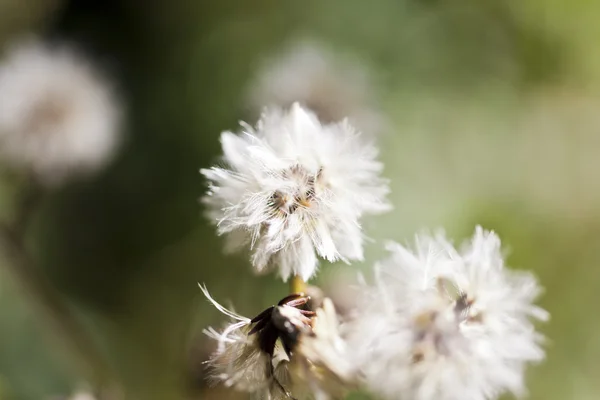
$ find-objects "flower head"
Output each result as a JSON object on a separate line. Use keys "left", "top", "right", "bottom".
{"left": 347, "top": 227, "right": 548, "bottom": 400}
{"left": 201, "top": 286, "right": 355, "bottom": 400}
{"left": 0, "top": 38, "right": 121, "bottom": 186}
{"left": 201, "top": 103, "right": 390, "bottom": 281}
{"left": 246, "top": 40, "right": 385, "bottom": 135}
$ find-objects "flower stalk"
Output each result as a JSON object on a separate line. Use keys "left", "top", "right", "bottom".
{"left": 0, "top": 184, "right": 112, "bottom": 390}
{"left": 290, "top": 274, "right": 306, "bottom": 294}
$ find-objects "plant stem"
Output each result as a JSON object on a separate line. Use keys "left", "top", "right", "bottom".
{"left": 289, "top": 275, "right": 306, "bottom": 294}
{"left": 0, "top": 185, "right": 111, "bottom": 388}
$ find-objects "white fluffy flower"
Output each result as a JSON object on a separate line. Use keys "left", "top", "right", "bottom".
{"left": 201, "top": 103, "right": 390, "bottom": 281}
{"left": 347, "top": 226, "right": 548, "bottom": 400}
{"left": 246, "top": 40, "right": 385, "bottom": 135}
{"left": 200, "top": 286, "right": 355, "bottom": 400}
{"left": 0, "top": 38, "right": 121, "bottom": 185}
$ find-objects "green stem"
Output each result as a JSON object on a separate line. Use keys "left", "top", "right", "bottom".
{"left": 0, "top": 185, "right": 111, "bottom": 389}
{"left": 289, "top": 275, "right": 306, "bottom": 294}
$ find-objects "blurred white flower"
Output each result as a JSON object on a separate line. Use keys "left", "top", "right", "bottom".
{"left": 0, "top": 38, "right": 121, "bottom": 186}
{"left": 201, "top": 103, "right": 390, "bottom": 281}
{"left": 347, "top": 226, "right": 548, "bottom": 400}
{"left": 201, "top": 286, "right": 354, "bottom": 400}
{"left": 68, "top": 392, "right": 96, "bottom": 400}
{"left": 288, "top": 298, "right": 356, "bottom": 400}
{"left": 246, "top": 40, "right": 385, "bottom": 135}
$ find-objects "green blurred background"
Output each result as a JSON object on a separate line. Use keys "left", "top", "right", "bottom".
{"left": 0, "top": 0, "right": 599, "bottom": 399}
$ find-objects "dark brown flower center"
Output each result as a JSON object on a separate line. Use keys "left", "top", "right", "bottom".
{"left": 269, "top": 165, "right": 323, "bottom": 216}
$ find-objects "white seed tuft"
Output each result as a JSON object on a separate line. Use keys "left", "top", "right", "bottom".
{"left": 201, "top": 103, "right": 390, "bottom": 281}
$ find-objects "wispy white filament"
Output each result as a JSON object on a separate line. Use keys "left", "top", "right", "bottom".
{"left": 201, "top": 103, "right": 390, "bottom": 281}
{"left": 200, "top": 285, "right": 270, "bottom": 393}
{"left": 347, "top": 226, "right": 548, "bottom": 400}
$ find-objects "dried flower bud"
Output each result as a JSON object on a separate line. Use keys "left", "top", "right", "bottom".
{"left": 201, "top": 286, "right": 355, "bottom": 399}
